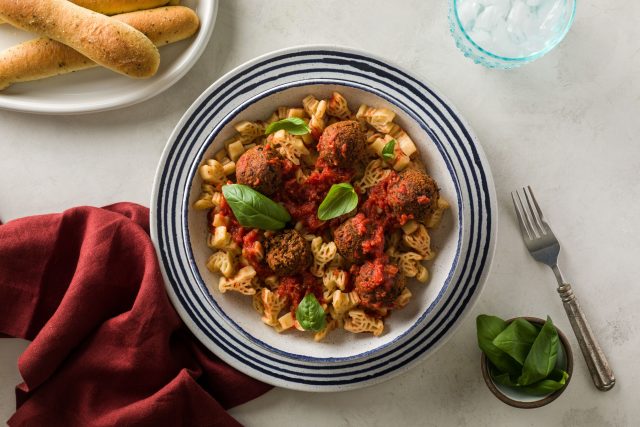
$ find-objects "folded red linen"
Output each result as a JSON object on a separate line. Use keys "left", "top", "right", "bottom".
{"left": 0, "top": 203, "right": 271, "bottom": 427}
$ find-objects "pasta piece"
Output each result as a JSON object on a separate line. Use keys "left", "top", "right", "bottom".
{"left": 415, "top": 264, "right": 430, "bottom": 283}
{"left": 263, "top": 275, "right": 279, "bottom": 290}
{"left": 260, "top": 288, "right": 288, "bottom": 326}
{"left": 211, "top": 192, "right": 223, "bottom": 207}
{"left": 388, "top": 125, "right": 417, "bottom": 158}
{"left": 252, "top": 291, "right": 264, "bottom": 314}
{"left": 403, "top": 224, "right": 434, "bottom": 259}
{"left": 222, "top": 161, "right": 236, "bottom": 176}
{"left": 366, "top": 130, "right": 384, "bottom": 144}
{"left": 269, "top": 130, "right": 310, "bottom": 165}
{"left": 314, "top": 318, "right": 337, "bottom": 342}
{"left": 323, "top": 268, "right": 348, "bottom": 291}
{"left": 322, "top": 268, "right": 348, "bottom": 300}
{"left": 344, "top": 310, "right": 384, "bottom": 336}
{"left": 212, "top": 213, "right": 228, "bottom": 228}
{"left": 367, "top": 135, "right": 389, "bottom": 157}
{"left": 309, "top": 100, "right": 327, "bottom": 137}
{"left": 332, "top": 290, "right": 359, "bottom": 315}
{"left": 208, "top": 226, "right": 231, "bottom": 249}
{"left": 206, "top": 251, "right": 235, "bottom": 278}
{"left": 287, "top": 108, "right": 306, "bottom": 118}
{"left": 276, "top": 107, "right": 289, "bottom": 120}
{"left": 193, "top": 193, "right": 214, "bottom": 210}
{"left": 276, "top": 312, "right": 296, "bottom": 332}
{"left": 302, "top": 95, "right": 320, "bottom": 118}
{"left": 227, "top": 140, "right": 245, "bottom": 162}
{"left": 219, "top": 266, "right": 257, "bottom": 295}
{"left": 393, "top": 153, "right": 411, "bottom": 171}
{"left": 394, "top": 287, "right": 412, "bottom": 309}
{"left": 401, "top": 220, "right": 419, "bottom": 235}
{"left": 328, "top": 252, "right": 346, "bottom": 269}
{"left": 425, "top": 197, "right": 450, "bottom": 228}
{"left": 234, "top": 120, "right": 265, "bottom": 141}
{"left": 356, "top": 159, "right": 391, "bottom": 191}
{"left": 199, "top": 159, "right": 225, "bottom": 184}
{"left": 326, "top": 92, "right": 351, "bottom": 120}
{"left": 295, "top": 168, "right": 309, "bottom": 184}
{"left": 356, "top": 104, "right": 396, "bottom": 133}
{"left": 310, "top": 237, "right": 337, "bottom": 277}
{"left": 214, "top": 148, "right": 227, "bottom": 162}
{"left": 395, "top": 251, "right": 423, "bottom": 278}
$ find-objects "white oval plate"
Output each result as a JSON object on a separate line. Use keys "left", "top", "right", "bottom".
{"left": 150, "top": 46, "right": 497, "bottom": 391}
{"left": 0, "top": 0, "right": 217, "bottom": 115}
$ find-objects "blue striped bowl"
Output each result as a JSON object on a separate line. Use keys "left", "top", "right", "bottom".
{"left": 150, "top": 46, "right": 497, "bottom": 391}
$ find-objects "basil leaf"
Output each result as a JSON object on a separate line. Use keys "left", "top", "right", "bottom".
{"left": 476, "top": 315, "right": 522, "bottom": 377}
{"left": 295, "top": 293, "right": 326, "bottom": 332}
{"left": 492, "top": 318, "right": 539, "bottom": 365}
{"left": 265, "top": 117, "right": 310, "bottom": 136}
{"left": 518, "top": 316, "right": 559, "bottom": 386}
{"left": 492, "top": 368, "right": 569, "bottom": 396}
{"left": 317, "top": 183, "right": 358, "bottom": 221}
{"left": 519, "top": 370, "right": 569, "bottom": 396}
{"left": 382, "top": 139, "right": 396, "bottom": 161}
{"left": 222, "top": 184, "right": 291, "bottom": 230}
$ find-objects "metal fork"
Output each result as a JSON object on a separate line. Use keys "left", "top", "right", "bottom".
{"left": 511, "top": 186, "right": 615, "bottom": 391}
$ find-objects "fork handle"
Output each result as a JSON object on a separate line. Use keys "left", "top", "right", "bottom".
{"left": 557, "top": 283, "right": 615, "bottom": 391}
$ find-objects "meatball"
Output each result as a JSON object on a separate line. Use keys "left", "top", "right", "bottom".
{"left": 387, "top": 168, "right": 439, "bottom": 222}
{"left": 317, "top": 120, "right": 367, "bottom": 170}
{"left": 354, "top": 260, "right": 405, "bottom": 309}
{"left": 265, "top": 229, "right": 312, "bottom": 276}
{"left": 333, "top": 213, "right": 384, "bottom": 264}
{"left": 236, "top": 146, "right": 283, "bottom": 195}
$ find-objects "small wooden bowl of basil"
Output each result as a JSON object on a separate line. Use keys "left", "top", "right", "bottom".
{"left": 480, "top": 316, "right": 574, "bottom": 409}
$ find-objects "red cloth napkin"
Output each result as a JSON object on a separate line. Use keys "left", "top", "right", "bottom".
{"left": 0, "top": 203, "right": 271, "bottom": 427}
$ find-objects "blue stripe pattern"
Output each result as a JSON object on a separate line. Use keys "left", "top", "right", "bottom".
{"left": 151, "top": 48, "right": 495, "bottom": 390}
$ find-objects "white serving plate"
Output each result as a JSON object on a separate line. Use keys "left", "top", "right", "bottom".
{"left": 151, "top": 46, "right": 497, "bottom": 391}
{"left": 0, "top": 0, "right": 217, "bottom": 115}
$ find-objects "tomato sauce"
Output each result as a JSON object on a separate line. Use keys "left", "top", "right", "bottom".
{"left": 277, "top": 272, "right": 323, "bottom": 311}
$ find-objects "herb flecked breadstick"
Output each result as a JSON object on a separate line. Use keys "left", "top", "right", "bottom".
{"left": 0, "top": 0, "right": 160, "bottom": 78}
{"left": 0, "top": 0, "right": 179, "bottom": 24}
{"left": 0, "top": 6, "right": 199, "bottom": 90}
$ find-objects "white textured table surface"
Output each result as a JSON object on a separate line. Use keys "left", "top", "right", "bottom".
{"left": 1, "top": 1, "right": 639, "bottom": 425}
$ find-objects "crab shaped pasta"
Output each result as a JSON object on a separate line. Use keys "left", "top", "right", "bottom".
{"left": 326, "top": 92, "right": 352, "bottom": 120}
{"left": 310, "top": 236, "right": 337, "bottom": 277}
{"left": 403, "top": 224, "right": 435, "bottom": 260}
{"left": 260, "top": 288, "right": 289, "bottom": 327}
{"left": 344, "top": 309, "right": 384, "bottom": 336}
{"left": 218, "top": 265, "right": 257, "bottom": 295}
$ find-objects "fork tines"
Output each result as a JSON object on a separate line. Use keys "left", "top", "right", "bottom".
{"left": 511, "top": 186, "right": 550, "bottom": 240}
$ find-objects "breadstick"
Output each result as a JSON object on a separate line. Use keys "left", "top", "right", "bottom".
{"left": 0, "top": 0, "right": 160, "bottom": 78}
{"left": 0, "top": 6, "right": 199, "bottom": 90}
{"left": 0, "top": 0, "right": 178, "bottom": 24}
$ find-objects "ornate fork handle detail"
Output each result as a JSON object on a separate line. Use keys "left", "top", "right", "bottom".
{"left": 557, "top": 283, "right": 615, "bottom": 391}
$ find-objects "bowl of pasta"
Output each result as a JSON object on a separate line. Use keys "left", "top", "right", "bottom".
{"left": 151, "top": 46, "right": 497, "bottom": 391}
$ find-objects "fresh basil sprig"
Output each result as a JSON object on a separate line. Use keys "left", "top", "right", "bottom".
{"left": 317, "top": 183, "right": 358, "bottom": 221}
{"left": 222, "top": 184, "right": 291, "bottom": 230}
{"left": 296, "top": 293, "right": 326, "bottom": 332}
{"left": 382, "top": 139, "right": 396, "bottom": 161}
{"left": 476, "top": 315, "right": 569, "bottom": 396}
{"left": 265, "top": 117, "right": 310, "bottom": 136}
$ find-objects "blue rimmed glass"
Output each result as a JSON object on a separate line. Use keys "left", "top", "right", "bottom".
{"left": 449, "top": 0, "right": 576, "bottom": 69}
